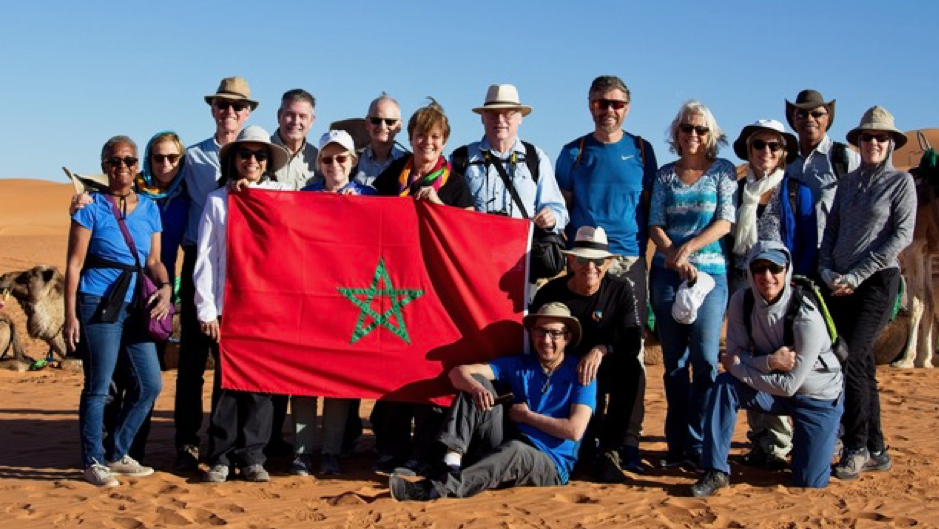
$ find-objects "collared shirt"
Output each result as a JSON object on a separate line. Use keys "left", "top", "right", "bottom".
{"left": 353, "top": 144, "right": 409, "bottom": 186}
{"left": 785, "top": 134, "right": 860, "bottom": 244}
{"left": 457, "top": 137, "right": 568, "bottom": 232}
{"left": 182, "top": 136, "right": 222, "bottom": 246}
{"left": 272, "top": 131, "right": 320, "bottom": 190}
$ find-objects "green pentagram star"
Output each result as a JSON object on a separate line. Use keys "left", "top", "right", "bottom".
{"left": 337, "top": 258, "right": 424, "bottom": 345}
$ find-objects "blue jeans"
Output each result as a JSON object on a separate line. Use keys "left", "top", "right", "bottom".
{"left": 78, "top": 294, "right": 162, "bottom": 467}
{"left": 702, "top": 373, "right": 843, "bottom": 488}
{"left": 650, "top": 267, "right": 727, "bottom": 458}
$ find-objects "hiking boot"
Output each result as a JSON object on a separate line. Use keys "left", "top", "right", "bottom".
{"left": 393, "top": 458, "right": 436, "bottom": 478}
{"left": 84, "top": 461, "right": 119, "bottom": 488}
{"left": 389, "top": 475, "right": 434, "bottom": 502}
{"left": 691, "top": 470, "right": 730, "bottom": 497}
{"left": 595, "top": 450, "right": 627, "bottom": 483}
{"left": 863, "top": 449, "right": 893, "bottom": 472}
{"left": 833, "top": 448, "right": 870, "bottom": 481}
{"left": 242, "top": 464, "right": 270, "bottom": 482}
{"left": 619, "top": 446, "right": 646, "bottom": 474}
{"left": 106, "top": 455, "right": 154, "bottom": 477}
{"left": 319, "top": 454, "right": 341, "bottom": 476}
{"left": 202, "top": 463, "right": 230, "bottom": 483}
{"left": 174, "top": 444, "right": 199, "bottom": 473}
{"left": 290, "top": 454, "right": 313, "bottom": 476}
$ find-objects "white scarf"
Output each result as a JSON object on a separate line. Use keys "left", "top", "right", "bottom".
{"left": 733, "top": 165, "right": 784, "bottom": 256}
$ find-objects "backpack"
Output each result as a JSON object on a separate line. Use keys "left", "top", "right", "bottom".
{"left": 829, "top": 141, "right": 849, "bottom": 179}
{"left": 742, "top": 274, "right": 847, "bottom": 370}
{"left": 451, "top": 141, "right": 540, "bottom": 183}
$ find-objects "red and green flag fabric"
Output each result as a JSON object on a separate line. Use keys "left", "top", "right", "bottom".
{"left": 219, "top": 189, "right": 531, "bottom": 406}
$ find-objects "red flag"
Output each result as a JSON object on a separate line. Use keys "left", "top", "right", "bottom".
{"left": 219, "top": 189, "right": 531, "bottom": 406}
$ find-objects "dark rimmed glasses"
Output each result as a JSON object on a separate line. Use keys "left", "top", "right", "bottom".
{"left": 368, "top": 117, "right": 399, "bottom": 126}
{"left": 679, "top": 124, "right": 709, "bottom": 136}
{"left": 214, "top": 100, "right": 250, "bottom": 112}
{"left": 237, "top": 148, "right": 268, "bottom": 162}
{"left": 591, "top": 99, "right": 628, "bottom": 111}
{"left": 795, "top": 109, "right": 828, "bottom": 120}
{"left": 860, "top": 133, "right": 891, "bottom": 144}
{"left": 104, "top": 157, "right": 138, "bottom": 168}
{"left": 751, "top": 139, "right": 784, "bottom": 152}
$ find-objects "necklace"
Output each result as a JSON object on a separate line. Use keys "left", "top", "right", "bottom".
{"left": 540, "top": 358, "right": 563, "bottom": 394}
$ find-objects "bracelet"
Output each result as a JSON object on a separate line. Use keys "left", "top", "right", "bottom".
{"left": 159, "top": 282, "right": 172, "bottom": 289}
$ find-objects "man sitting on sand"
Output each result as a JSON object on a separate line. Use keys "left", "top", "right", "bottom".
{"left": 390, "top": 303, "right": 597, "bottom": 501}
{"left": 690, "top": 242, "right": 844, "bottom": 497}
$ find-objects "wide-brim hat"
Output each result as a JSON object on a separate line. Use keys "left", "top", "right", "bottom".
{"left": 63, "top": 167, "right": 110, "bottom": 194}
{"left": 472, "top": 84, "right": 533, "bottom": 116}
{"left": 523, "top": 302, "right": 581, "bottom": 346}
{"left": 733, "top": 119, "right": 799, "bottom": 164}
{"left": 204, "top": 76, "right": 259, "bottom": 110}
{"left": 846, "top": 105, "right": 908, "bottom": 149}
{"left": 785, "top": 89, "right": 835, "bottom": 131}
{"left": 560, "top": 226, "right": 618, "bottom": 260}
{"left": 218, "top": 125, "right": 290, "bottom": 172}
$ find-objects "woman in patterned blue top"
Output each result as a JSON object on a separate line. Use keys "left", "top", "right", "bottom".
{"left": 648, "top": 100, "right": 737, "bottom": 468}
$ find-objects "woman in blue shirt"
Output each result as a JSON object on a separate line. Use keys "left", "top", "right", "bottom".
{"left": 65, "top": 136, "right": 171, "bottom": 488}
{"left": 648, "top": 101, "right": 737, "bottom": 468}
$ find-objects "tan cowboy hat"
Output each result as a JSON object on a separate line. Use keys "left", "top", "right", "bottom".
{"left": 785, "top": 89, "right": 835, "bottom": 131}
{"left": 523, "top": 302, "right": 581, "bottom": 346}
{"left": 63, "top": 167, "right": 109, "bottom": 194}
{"left": 733, "top": 119, "right": 799, "bottom": 164}
{"left": 846, "top": 106, "right": 908, "bottom": 149}
{"left": 560, "top": 226, "right": 618, "bottom": 260}
{"left": 218, "top": 125, "right": 290, "bottom": 172}
{"left": 204, "top": 76, "right": 259, "bottom": 110}
{"left": 472, "top": 84, "right": 533, "bottom": 116}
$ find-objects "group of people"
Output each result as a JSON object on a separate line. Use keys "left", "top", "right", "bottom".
{"left": 63, "top": 75, "right": 915, "bottom": 502}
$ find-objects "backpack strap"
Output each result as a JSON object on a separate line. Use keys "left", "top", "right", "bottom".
{"left": 830, "top": 141, "right": 849, "bottom": 179}
{"left": 786, "top": 177, "right": 800, "bottom": 215}
{"left": 573, "top": 135, "right": 587, "bottom": 169}
{"left": 486, "top": 150, "right": 531, "bottom": 219}
{"left": 451, "top": 145, "right": 470, "bottom": 176}
{"left": 521, "top": 141, "right": 540, "bottom": 183}
{"left": 635, "top": 134, "right": 646, "bottom": 167}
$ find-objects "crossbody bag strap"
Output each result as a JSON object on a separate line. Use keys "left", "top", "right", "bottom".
{"left": 485, "top": 150, "right": 531, "bottom": 219}
{"left": 106, "top": 196, "right": 143, "bottom": 270}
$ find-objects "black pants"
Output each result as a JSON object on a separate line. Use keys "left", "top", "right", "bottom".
{"left": 433, "top": 376, "right": 559, "bottom": 498}
{"left": 174, "top": 245, "right": 214, "bottom": 450}
{"left": 370, "top": 400, "right": 444, "bottom": 462}
{"left": 590, "top": 351, "right": 644, "bottom": 453}
{"left": 825, "top": 268, "right": 898, "bottom": 453}
{"left": 205, "top": 343, "right": 273, "bottom": 467}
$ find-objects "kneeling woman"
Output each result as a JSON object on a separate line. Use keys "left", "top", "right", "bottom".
{"left": 194, "top": 126, "right": 291, "bottom": 483}
{"left": 691, "top": 242, "right": 844, "bottom": 497}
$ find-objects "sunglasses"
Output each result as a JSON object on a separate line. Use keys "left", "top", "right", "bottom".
{"left": 750, "top": 262, "right": 786, "bottom": 275}
{"left": 368, "top": 117, "right": 399, "bottom": 126}
{"left": 104, "top": 157, "right": 139, "bottom": 168}
{"left": 151, "top": 153, "right": 181, "bottom": 164}
{"left": 574, "top": 255, "right": 607, "bottom": 267}
{"left": 795, "top": 109, "right": 828, "bottom": 120}
{"left": 751, "top": 139, "right": 784, "bottom": 152}
{"left": 679, "top": 124, "right": 709, "bottom": 136}
{"left": 591, "top": 99, "right": 628, "bottom": 111}
{"left": 237, "top": 148, "right": 268, "bottom": 162}
{"left": 532, "top": 328, "right": 567, "bottom": 340}
{"left": 214, "top": 100, "right": 249, "bottom": 112}
{"left": 320, "top": 154, "right": 350, "bottom": 165}
{"left": 860, "top": 133, "right": 891, "bottom": 144}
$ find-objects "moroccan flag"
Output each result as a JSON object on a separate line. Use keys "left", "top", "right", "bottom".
{"left": 219, "top": 189, "right": 532, "bottom": 405}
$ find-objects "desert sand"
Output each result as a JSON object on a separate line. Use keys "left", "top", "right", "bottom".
{"left": 0, "top": 179, "right": 937, "bottom": 529}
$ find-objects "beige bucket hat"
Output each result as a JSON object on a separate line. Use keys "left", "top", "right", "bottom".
{"left": 846, "top": 106, "right": 907, "bottom": 149}
{"left": 523, "top": 302, "right": 582, "bottom": 346}
{"left": 204, "top": 76, "right": 258, "bottom": 110}
{"left": 472, "top": 84, "right": 533, "bottom": 116}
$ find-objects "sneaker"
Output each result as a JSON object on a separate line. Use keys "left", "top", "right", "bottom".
{"left": 319, "top": 454, "right": 341, "bottom": 476}
{"left": 106, "top": 455, "right": 154, "bottom": 477}
{"left": 690, "top": 470, "right": 730, "bottom": 497}
{"left": 392, "top": 459, "right": 434, "bottom": 478}
{"left": 833, "top": 448, "right": 870, "bottom": 481}
{"left": 595, "top": 450, "right": 627, "bottom": 483}
{"left": 619, "top": 446, "right": 646, "bottom": 474}
{"left": 863, "top": 448, "right": 893, "bottom": 472}
{"left": 290, "top": 454, "right": 313, "bottom": 476}
{"left": 202, "top": 463, "right": 230, "bottom": 483}
{"left": 84, "top": 461, "right": 119, "bottom": 488}
{"left": 242, "top": 464, "right": 270, "bottom": 482}
{"left": 389, "top": 475, "right": 434, "bottom": 502}
{"left": 174, "top": 444, "right": 200, "bottom": 473}
{"left": 372, "top": 454, "right": 401, "bottom": 474}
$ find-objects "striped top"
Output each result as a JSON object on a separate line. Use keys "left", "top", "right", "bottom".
{"left": 649, "top": 158, "right": 737, "bottom": 275}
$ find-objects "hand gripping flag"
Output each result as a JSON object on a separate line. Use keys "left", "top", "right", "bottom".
{"left": 219, "top": 189, "right": 532, "bottom": 405}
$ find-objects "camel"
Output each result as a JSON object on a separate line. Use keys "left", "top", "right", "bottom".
{"left": 0, "top": 265, "right": 68, "bottom": 361}
{"left": 0, "top": 313, "right": 27, "bottom": 362}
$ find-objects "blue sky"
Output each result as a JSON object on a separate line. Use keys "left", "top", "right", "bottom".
{"left": 2, "top": 0, "right": 936, "bottom": 181}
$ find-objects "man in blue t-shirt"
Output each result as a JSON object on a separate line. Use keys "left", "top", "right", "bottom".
{"left": 390, "top": 303, "right": 597, "bottom": 501}
{"left": 555, "top": 75, "right": 658, "bottom": 475}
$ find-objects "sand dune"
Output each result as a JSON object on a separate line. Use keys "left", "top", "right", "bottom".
{"left": 0, "top": 178, "right": 937, "bottom": 529}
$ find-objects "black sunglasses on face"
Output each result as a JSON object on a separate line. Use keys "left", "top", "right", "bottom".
{"left": 237, "top": 148, "right": 268, "bottom": 162}
{"left": 368, "top": 117, "right": 399, "bottom": 126}
{"left": 679, "top": 124, "right": 709, "bottom": 136}
{"left": 591, "top": 99, "right": 627, "bottom": 111}
{"left": 860, "top": 133, "right": 891, "bottom": 143}
{"left": 214, "top": 100, "right": 249, "bottom": 112}
{"left": 795, "top": 109, "right": 828, "bottom": 120}
{"left": 574, "top": 255, "right": 606, "bottom": 267}
{"left": 104, "top": 157, "right": 138, "bottom": 168}
{"left": 152, "top": 153, "right": 181, "bottom": 164}
{"left": 750, "top": 262, "right": 786, "bottom": 275}
{"left": 751, "top": 139, "right": 784, "bottom": 152}
{"left": 320, "top": 154, "right": 350, "bottom": 165}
